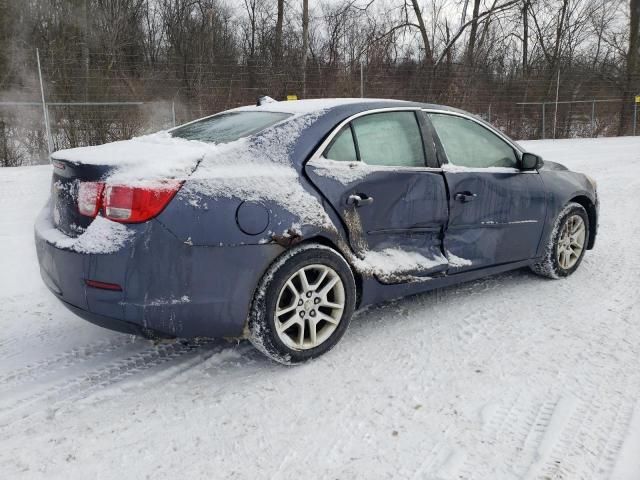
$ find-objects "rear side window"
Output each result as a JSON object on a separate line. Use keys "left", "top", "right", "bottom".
{"left": 171, "top": 111, "right": 291, "bottom": 144}
{"left": 429, "top": 114, "right": 518, "bottom": 168}
{"left": 324, "top": 126, "right": 358, "bottom": 162}
{"left": 351, "top": 112, "right": 425, "bottom": 167}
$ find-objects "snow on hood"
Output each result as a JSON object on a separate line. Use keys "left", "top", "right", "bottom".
{"left": 51, "top": 133, "right": 212, "bottom": 183}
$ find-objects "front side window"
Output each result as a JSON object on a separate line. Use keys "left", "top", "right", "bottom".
{"left": 351, "top": 112, "right": 425, "bottom": 167}
{"left": 429, "top": 114, "right": 518, "bottom": 168}
{"left": 171, "top": 111, "right": 291, "bottom": 144}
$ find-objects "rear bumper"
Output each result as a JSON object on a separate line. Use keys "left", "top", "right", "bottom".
{"left": 35, "top": 205, "right": 283, "bottom": 338}
{"left": 60, "top": 299, "right": 147, "bottom": 336}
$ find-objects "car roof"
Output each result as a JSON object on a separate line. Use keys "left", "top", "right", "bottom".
{"left": 229, "top": 98, "right": 463, "bottom": 115}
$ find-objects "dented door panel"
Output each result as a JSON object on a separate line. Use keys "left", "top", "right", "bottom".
{"left": 306, "top": 164, "right": 449, "bottom": 279}
{"left": 443, "top": 171, "right": 547, "bottom": 272}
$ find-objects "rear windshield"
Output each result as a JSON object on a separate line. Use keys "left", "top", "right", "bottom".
{"left": 170, "top": 111, "right": 291, "bottom": 143}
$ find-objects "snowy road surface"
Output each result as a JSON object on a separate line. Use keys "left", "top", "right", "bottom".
{"left": 1, "top": 137, "right": 639, "bottom": 479}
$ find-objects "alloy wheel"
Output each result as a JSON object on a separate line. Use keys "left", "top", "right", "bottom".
{"left": 557, "top": 214, "right": 586, "bottom": 270}
{"left": 274, "top": 264, "right": 345, "bottom": 351}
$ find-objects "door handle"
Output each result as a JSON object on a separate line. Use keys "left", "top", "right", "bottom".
{"left": 454, "top": 192, "right": 478, "bottom": 203}
{"left": 347, "top": 193, "right": 374, "bottom": 207}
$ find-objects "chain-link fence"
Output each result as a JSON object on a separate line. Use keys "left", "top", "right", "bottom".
{"left": 1, "top": 50, "right": 638, "bottom": 166}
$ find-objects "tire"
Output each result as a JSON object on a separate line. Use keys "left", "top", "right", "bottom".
{"left": 248, "top": 243, "right": 357, "bottom": 365}
{"left": 531, "top": 202, "right": 589, "bottom": 279}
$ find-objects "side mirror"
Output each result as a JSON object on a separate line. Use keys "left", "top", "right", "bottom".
{"left": 521, "top": 152, "right": 544, "bottom": 170}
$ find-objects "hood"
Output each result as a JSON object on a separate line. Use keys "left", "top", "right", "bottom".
{"left": 541, "top": 160, "right": 569, "bottom": 171}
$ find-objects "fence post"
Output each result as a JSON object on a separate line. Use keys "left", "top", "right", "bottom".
{"left": 591, "top": 100, "right": 595, "bottom": 137}
{"left": 541, "top": 103, "right": 545, "bottom": 139}
{"left": 36, "top": 48, "right": 53, "bottom": 157}
{"left": 634, "top": 99, "right": 637, "bottom": 136}
{"left": 552, "top": 69, "right": 560, "bottom": 139}
{"left": 488, "top": 104, "right": 492, "bottom": 123}
{"left": 172, "top": 100, "right": 176, "bottom": 127}
{"left": 360, "top": 61, "right": 364, "bottom": 98}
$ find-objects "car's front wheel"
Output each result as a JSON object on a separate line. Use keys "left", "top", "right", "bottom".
{"left": 531, "top": 201, "right": 589, "bottom": 279}
{"left": 248, "top": 243, "right": 356, "bottom": 364}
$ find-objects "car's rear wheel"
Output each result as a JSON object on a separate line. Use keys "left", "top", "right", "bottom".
{"left": 248, "top": 243, "right": 356, "bottom": 364}
{"left": 531, "top": 202, "right": 589, "bottom": 279}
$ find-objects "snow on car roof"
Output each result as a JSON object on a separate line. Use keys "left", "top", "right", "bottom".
{"left": 230, "top": 98, "right": 418, "bottom": 114}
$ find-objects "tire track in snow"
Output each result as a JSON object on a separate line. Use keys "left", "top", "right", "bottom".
{"left": 452, "top": 392, "right": 558, "bottom": 480}
{"left": 521, "top": 354, "right": 640, "bottom": 480}
{"left": 428, "top": 186, "right": 640, "bottom": 480}
{"left": 0, "top": 337, "right": 137, "bottom": 390}
{"left": 592, "top": 376, "right": 640, "bottom": 479}
{"left": 0, "top": 339, "right": 214, "bottom": 429}
{"left": 520, "top": 201, "right": 640, "bottom": 480}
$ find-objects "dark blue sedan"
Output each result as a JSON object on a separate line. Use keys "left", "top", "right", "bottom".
{"left": 35, "top": 99, "right": 599, "bottom": 364}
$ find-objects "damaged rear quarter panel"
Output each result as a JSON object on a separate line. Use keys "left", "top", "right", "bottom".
{"left": 98, "top": 219, "right": 286, "bottom": 337}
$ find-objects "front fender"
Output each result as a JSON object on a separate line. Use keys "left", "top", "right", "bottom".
{"left": 537, "top": 170, "right": 598, "bottom": 255}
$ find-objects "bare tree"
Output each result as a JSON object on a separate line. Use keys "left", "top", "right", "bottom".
{"left": 523, "top": 0, "right": 529, "bottom": 73}
{"left": 465, "top": 0, "right": 482, "bottom": 65}
{"left": 619, "top": 0, "right": 640, "bottom": 134}
{"left": 409, "top": 0, "right": 434, "bottom": 64}
{"left": 275, "top": 0, "right": 284, "bottom": 65}
{"left": 302, "top": 0, "right": 309, "bottom": 96}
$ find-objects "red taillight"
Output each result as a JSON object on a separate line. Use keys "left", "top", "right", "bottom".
{"left": 103, "top": 181, "right": 182, "bottom": 223}
{"left": 78, "top": 182, "right": 105, "bottom": 217}
{"left": 77, "top": 180, "right": 181, "bottom": 223}
{"left": 85, "top": 279, "right": 123, "bottom": 291}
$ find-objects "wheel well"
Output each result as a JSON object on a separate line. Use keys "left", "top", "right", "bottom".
{"left": 298, "top": 236, "right": 363, "bottom": 308}
{"left": 569, "top": 195, "right": 597, "bottom": 249}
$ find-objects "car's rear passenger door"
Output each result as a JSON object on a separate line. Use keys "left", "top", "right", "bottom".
{"left": 426, "top": 111, "right": 547, "bottom": 272}
{"left": 305, "top": 109, "right": 450, "bottom": 283}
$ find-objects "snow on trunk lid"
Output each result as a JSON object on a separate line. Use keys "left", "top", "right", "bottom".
{"left": 49, "top": 133, "right": 209, "bottom": 237}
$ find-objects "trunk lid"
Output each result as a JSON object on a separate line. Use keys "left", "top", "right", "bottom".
{"left": 50, "top": 136, "right": 209, "bottom": 237}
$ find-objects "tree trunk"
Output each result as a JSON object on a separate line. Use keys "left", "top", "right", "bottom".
{"left": 302, "top": 0, "right": 309, "bottom": 97}
{"left": 0, "top": 0, "right": 8, "bottom": 86}
{"left": 465, "top": 0, "right": 481, "bottom": 66}
{"left": 246, "top": 0, "right": 257, "bottom": 93}
{"left": 410, "top": 0, "right": 433, "bottom": 65}
{"left": 522, "top": 0, "right": 529, "bottom": 74}
{"left": 619, "top": 0, "right": 640, "bottom": 135}
{"left": 552, "top": 0, "right": 569, "bottom": 71}
{"left": 79, "top": 0, "right": 90, "bottom": 100}
{"left": 0, "top": 120, "right": 7, "bottom": 167}
{"left": 274, "top": 0, "right": 284, "bottom": 66}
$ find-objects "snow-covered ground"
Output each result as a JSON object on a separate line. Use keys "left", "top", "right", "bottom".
{"left": 1, "top": 136, "right": 639, "bottom": 479}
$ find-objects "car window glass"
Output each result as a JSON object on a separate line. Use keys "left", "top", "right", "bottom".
{"left": 351, "top": 112, "right": 425, "bottom": 167}
{"left": 324, "top": 126, "right": 358, "bottom": 162}
{"left": 429, "top": 114, "right": 518, "bottom": 168}
{"left": 171, "top": 111, "right": 291, "bottom": 144}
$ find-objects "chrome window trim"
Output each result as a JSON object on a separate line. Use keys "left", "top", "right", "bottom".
{"left": 422, "top": 109, "right": 524, "bottom": 154}
{"left": 307, "top": 158, "right": 443, "bottom": 173}
{"left": 422, "top": 108, "right": 540, "bottom": 175}
{"left": 307, "top": 107, "right": 443, "bottom": 173}
{"left": 423, "top": 109, "right": 539, "bottom": 174}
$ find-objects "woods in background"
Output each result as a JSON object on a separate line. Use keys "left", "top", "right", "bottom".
{"left": 0, "top": 0, "right": 638, "bottom": 165}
